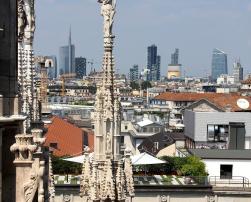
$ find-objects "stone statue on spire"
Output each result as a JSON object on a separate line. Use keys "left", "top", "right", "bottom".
{"left": 98, "top": 0, "right": 116, "bottom": 37}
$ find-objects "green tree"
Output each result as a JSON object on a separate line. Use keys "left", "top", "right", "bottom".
{"left": 88, "top": 85, "right": 97, "bottom": 94}
{"left": 141, "top": 81, "right": 152, "bottom": 90}
{"left": 160, "top": 156, "right": 188, "bottom": 175}
{"left": 51, "top": 155, "right": 82, "bottom": 175}
{"left": 181, "top": 156, "right": 207, "bottom": 176}
{"left": 130, "top": 81, "right": 140, "bottom": 90}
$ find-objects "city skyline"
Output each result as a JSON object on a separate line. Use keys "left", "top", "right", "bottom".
{"left": 34, "top": 0, "right": 251, "bottom": 77}
{"left": 58, "top": 29, "right": 76, "bottom": 75}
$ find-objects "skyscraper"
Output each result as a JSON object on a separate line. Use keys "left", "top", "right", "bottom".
{"left": 129, "top": 65, "right": 139, "bottom": 81}
{"left": 147, "top": 44, "right": 161, "bottom": 81}
{"left": 171, "top": 48, "right": 179, "bottom": 65}
{"left": 167, "top": 48, "right": 181, "bottom": 79}
{"left": 75, "top": 57, "right": 86, "bottom": 79}
{"left": 233, "top": 59, "right": 243, "bottom": 83}
{"left": 59, "top": 28, "right": 75, "bottom": 75}
{"left": 211, "top": 49, "right": 228, "bottom": 81}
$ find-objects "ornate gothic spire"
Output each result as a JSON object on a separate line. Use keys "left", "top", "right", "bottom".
{"left": 17, "top": 0, "right": 38, "bottom": 131}
{"left": 80, "top": 1, "right": 134, "bottom": 201}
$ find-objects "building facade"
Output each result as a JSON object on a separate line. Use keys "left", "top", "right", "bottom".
{"left": 59, "top": 29, "right": 75, "bottom": 75}
{"left": 75, "top": 57, "right": 86, "bottom": 79}
{"left": 184, "top": 110, "right": 251, "bottom": 150}
{"left": 129, "top": 65, "right": 139, "bottom": 81}
{"left": 211, "top": 49, "right": 228, "bottom": 81}
{"left": 147, "top": 44, "right": 161, "bottom": 81}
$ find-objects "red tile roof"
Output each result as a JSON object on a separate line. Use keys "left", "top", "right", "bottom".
{"left": 154, "top": 92, "right": 227, "bottom": 102}
{"left": 154, "top": 92, "right": 251, "bottom": 112}
{"left": 241, "top": 78, "right": 251, "bottom": 84}
{"left": 205, "top": 95, "right": 251, "bottom": 112}
{"left": 44, "top": 116, "right": 94, "bottom": 157}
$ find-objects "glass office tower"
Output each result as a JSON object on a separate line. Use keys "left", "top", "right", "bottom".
{"left": 211, "top": 49, "right": 228, "bottom": 81}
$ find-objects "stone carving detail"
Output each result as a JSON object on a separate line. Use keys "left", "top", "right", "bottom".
{"left": 80, "top": 147, "right": 91, "bottom": 198}
{"left": 90, "top": 161, "right": 99, "bottom": 201}
{"left": 63, "top": 195, "right": 71, "bottom": 202}
{"left": 160, "top": 195, "right": 168, "bottom": 202}
{"left": 100, "top": 159, "right": 115, "bottom": 200}
{"left": 124, "top": 148, "right": 135, "bottom": 197}
{"left": 31, "top": 129, "right": 45, "bottom": 152}
{"left": 116, "top": 160, "right": 126, "bottom": 200}
{"left": 23, "top": 0, "right": 36, "bottom": 42}
{"left": 18, "top": 0, "right": 27, "bottom": 42}
{"left": 48, "top": 154, "right": 55, "bottom": 201}
{"left": 207, "top": 196, "right": 216, "bottom": 202}
{"left": 18, "top": 0, "right": 38, "bottom": 131}
{"left": 10, "top": 134, "right": 37, "bottom": 162}
{"left": 24, "top": 172, "right": 39, "bottom": 202}
{"left": 99, "top": 0, "right": 116, "bottom": 37}
{"left": 10, "top": 130, "right": 49, "bottom": 202}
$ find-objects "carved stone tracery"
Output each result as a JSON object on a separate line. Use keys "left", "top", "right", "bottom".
{"left": 80, "top": 1, "right": 134, "bottom": 201}
{"left": 18, "top": 0, "right": 37, "bottom": 131}
{"left": 24, "top": 172, "right": 39, "bottom": 202}
{"left": 10, "top": 134, "right": 37, "bottom": 162}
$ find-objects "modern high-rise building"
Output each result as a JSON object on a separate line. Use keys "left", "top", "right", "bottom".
{"left": 129, "top": 65, "right": 139, "bottom": 81}
{"left": 75, "top": 57, "right": 87, "bottom": 79}
{"left": 59, "top": 28, "right": 75, "bottom": 76}
{"left": 171, "top": 48, "right": 179, "bottom": 65}
{"left": 233, "top": 60, "right": 243, "bottom": 83}
{"left": 211, "top": 49, "right": 228, "bottom": 81}
{"left": 167, "top": 48, "right": 181, "bottom": 79}
{"left": 147, "top": 44, "right": 161, "bottom": 81}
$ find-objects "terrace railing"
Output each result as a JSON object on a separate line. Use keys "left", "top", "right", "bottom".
{"left": 209, "top": 176, "right": 249, "bottom": 188}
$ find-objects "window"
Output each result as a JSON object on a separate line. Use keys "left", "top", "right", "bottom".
{"left": 125, "top": 125, "right": 128, "bottom": 130}
{"left": 49, "top": 143, "right": 58, "bottom": 150}
{"left": 220, "top": 165, "right": 233, "bottom": 179}
{"left": 207, "top": 125, "right": 229, "bottom": 142}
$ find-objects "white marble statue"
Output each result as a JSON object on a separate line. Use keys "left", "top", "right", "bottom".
{"left": 98, "top": 0, "right": 116, "bottom": 37}
{"left": 18, "top": 0, "right": 27, "bottom": 41}
{"left": 24, "top": 0, "right": 36, "bottom": 42}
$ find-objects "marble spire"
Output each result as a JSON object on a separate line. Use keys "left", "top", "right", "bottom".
{"left": 80, "top": 1, "right": 135, "bottom": 201}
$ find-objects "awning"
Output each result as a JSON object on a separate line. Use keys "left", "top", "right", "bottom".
{"left": 63, "top": 152, "right": 166, "bottom": 165}
{"left": 63, "top": 153, "right": 93, "bottom": 163}
{"left": 131, "top": 152, "right": 166, "bottom": 165}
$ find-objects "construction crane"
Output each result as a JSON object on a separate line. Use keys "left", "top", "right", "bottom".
{"left": 59, "top": 73, "right": 76, "bottom": 96}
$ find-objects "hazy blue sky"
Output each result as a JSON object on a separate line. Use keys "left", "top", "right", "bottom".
{"left": 34, "top": 0, "right": 251, "bottom": 77}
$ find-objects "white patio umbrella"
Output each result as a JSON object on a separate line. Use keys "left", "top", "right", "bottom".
{"left": 175, "top": 123, "right": 185, "bottom": 128}
{"left": 131, "top": 152, "right": 166, "bottom": 175}
{"left": 63, "top": 153, "right": 94, "bottom": 163}
{"left": 64, "top": 152, "right": 165, "bottom": 166}
{"left": 131, "top": 152, "right": 166, "bottom": 165}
